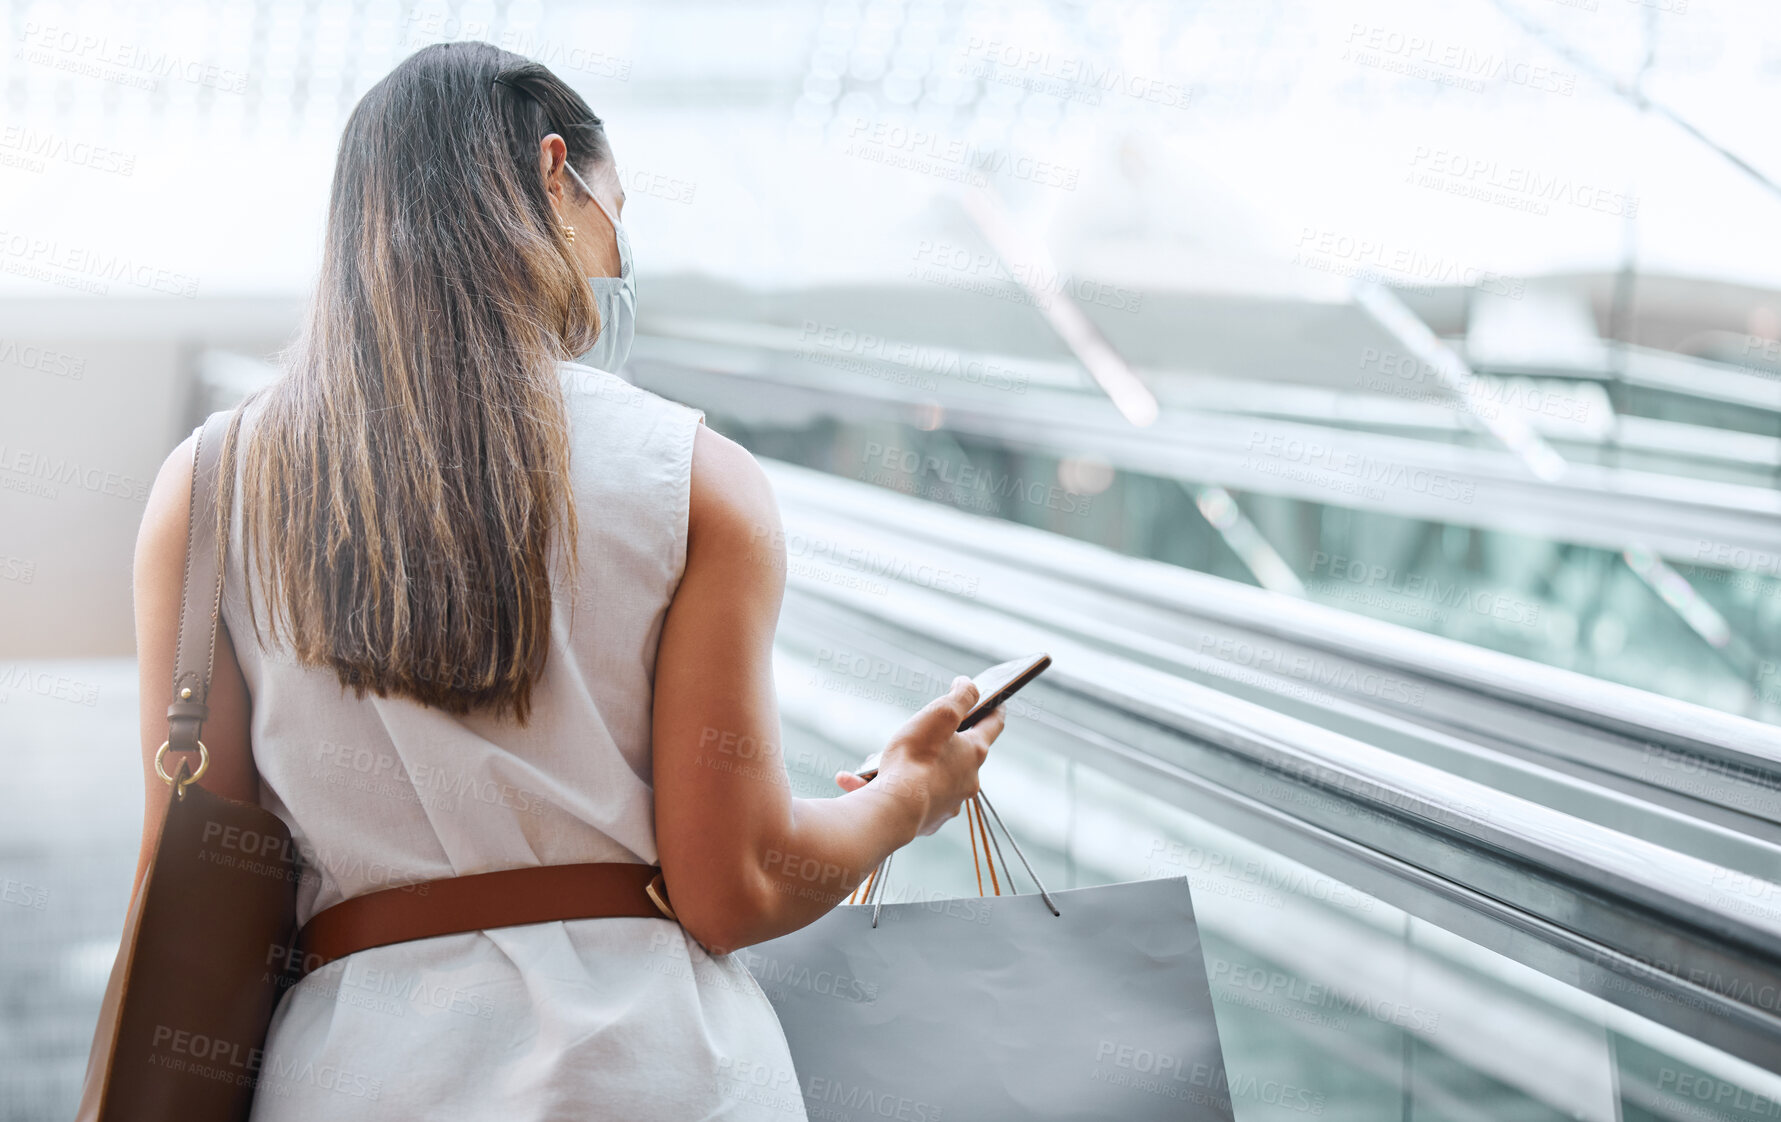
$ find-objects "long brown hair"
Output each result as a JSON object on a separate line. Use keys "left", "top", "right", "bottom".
{"left": 232, "top": 42, "right": 610, "bottom": 723}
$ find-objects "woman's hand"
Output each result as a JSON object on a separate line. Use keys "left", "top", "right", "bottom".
{"left": 833, "top": 676, "right": 1007, "bottom": 838}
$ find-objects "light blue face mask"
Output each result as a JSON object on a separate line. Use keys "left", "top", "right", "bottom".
{"left": 565, "top": 161, "right": 634, "bottom": 374}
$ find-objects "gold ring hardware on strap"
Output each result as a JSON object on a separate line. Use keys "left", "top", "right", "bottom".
{"left": 153, "top": 740, "right": 209, "bottom": 795}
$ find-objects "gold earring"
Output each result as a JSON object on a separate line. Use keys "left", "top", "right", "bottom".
{"left": 561, "top": 223, "right": 577, "bottom": 242}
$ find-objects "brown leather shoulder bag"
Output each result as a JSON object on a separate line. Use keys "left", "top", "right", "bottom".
{"left": 76, "top": 408, "right": 300, "bottom": 1121}
{"left": 77, "top": 408, "right": 678, "bottom": 1121}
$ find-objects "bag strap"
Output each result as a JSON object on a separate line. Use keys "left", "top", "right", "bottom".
{"left": 162, "top": 409, "right": 242, "bottom": 781}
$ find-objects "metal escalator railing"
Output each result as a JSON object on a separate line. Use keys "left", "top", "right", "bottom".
{"left": 627, "top": 328, "right": 1781, "bottom": 565}
{"left": 760, "top": 458, "right": 1781, "bottom": 1073}
{"left": 764, "top": 459, "right": 1781, "bottom": 848}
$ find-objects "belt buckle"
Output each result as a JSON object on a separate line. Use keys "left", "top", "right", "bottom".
{"left": 645, "top": 870, "right": 678, "bottom": 921}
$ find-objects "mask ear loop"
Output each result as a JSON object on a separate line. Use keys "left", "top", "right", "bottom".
{"left": 563, "top": 160, "right": 624, "bottom": 267}
{"left": 493, "top": 75, "right": 613, "bottom": 243}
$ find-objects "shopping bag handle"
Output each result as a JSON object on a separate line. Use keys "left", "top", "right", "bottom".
{"left": 849, "top": 789, "right": 1060, "bottom": 926}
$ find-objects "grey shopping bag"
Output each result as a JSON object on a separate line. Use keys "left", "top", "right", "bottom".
{"left": 740, "top": 874, "right": 1235, "bottom": 1121}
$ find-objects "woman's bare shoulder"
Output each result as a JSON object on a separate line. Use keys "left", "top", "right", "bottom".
{"left": 687, "top": 423, "right": 780, "bottom": 541}
{"left": 686, "top": 424, "right": 784, "bottom": 579}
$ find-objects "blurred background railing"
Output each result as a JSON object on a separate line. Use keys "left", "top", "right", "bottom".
{"left": 6, "top": 1, "right": 1781, "bottom": 1119}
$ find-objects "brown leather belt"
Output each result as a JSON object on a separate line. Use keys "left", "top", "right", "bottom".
{"left": 291, "top": 862, "right": 678, "bottom": 980}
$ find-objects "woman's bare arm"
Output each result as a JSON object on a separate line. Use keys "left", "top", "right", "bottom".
{"left": 652, "top": 426, "right": 1003, "bottom": 954}
{"left": 130, "top": 433, "right": 257, "bottom": 896}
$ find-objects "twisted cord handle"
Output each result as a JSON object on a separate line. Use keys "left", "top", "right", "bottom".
{"left": 848, "top": 787, "right": 1060, "bottom": 924}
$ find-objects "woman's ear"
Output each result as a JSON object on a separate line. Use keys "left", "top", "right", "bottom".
{"left": 538, "top": 133, "right": 569, "bottom": 206}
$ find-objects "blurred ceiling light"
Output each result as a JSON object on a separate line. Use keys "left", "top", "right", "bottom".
{"left": 1622, "top": 546, "right": 1733, "bottom": 650}
{"left": 1360, "top": 281, "right": 1741, "bottom": 659}
{"left": 1355, "top": 283, "right": 1569, "bottom": 483}
{"left": 958, "top": 186, "right": 1160, "bottom": 428}
{"left": 1189, "top": 483, "right": 1306, "bottom": 598}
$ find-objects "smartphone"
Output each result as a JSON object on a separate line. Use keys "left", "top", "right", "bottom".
{"left": 850, "top": 653, "right": 1051, "bottom": 782}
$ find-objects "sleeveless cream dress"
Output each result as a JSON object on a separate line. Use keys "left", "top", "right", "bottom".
{"left": 216, "top": 362, "right": 809, "bottom": 1121}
